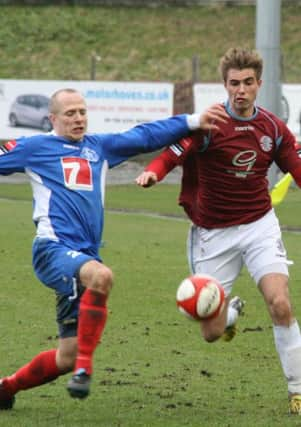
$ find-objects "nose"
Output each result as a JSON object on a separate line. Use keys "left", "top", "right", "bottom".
{"left": 237, "top": 83, "right": 246, "bottom": 93}
{"left": 74, "top": 110, "right": 84, "bottom": 121}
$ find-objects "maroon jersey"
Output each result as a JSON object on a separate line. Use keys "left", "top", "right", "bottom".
{"left": 146, "top": 103, "right": 301, "bottom": 228}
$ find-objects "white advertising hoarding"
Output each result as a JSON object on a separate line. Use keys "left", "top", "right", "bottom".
{"left": 282, "top": 84, "right": 301, "bottom": 137}
{"left": 193, "top": 83, "right": 301, "bottom": 138}
{"left": 0, "top": 80, "right": 174, "bottom": 140}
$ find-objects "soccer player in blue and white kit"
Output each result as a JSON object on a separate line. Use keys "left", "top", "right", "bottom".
{"left": 0, "top": 88, "right": 219, "bottom": 409}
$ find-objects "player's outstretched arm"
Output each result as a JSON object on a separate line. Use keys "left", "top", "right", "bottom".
{"left": 137, "top": 140, "right": 184, "bottom": 186}
{"left": 136, "top": 104, "right": 228, "bottom": 188}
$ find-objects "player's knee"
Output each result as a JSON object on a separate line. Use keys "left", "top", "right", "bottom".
{"left": 201, "top": 324, "right": 225, "bottom": 343}
{"left": 80, "top": 261, "right": 114, "bottom": 295}
{"left": 91, "top": 264, "right": 114, "bottom": 295}
{"left": 202, "top": 332, "right": 222, "bottom": 343}
{"left": 270, "top": 295, "right": 292, "bottom": 324}
{"left": 96, "top": 265, "right": 113, "bottom": 294}
{"left": 203, "top": 334, "right": 220, "bottom": 343}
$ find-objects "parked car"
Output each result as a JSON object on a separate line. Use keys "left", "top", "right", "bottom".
{"left": 9, "top": 94, "right": 52, "bottom": 132}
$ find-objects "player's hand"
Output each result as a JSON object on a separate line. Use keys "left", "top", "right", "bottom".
{"left": 135, "top": 171, "right": 158, "bottom": 187}
{"left": 199, "top": 103, "right": 229, "bottom": 130}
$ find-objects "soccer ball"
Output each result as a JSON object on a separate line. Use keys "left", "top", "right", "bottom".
{"left": 176, "top": 274, "right": 225, "bottom": 320}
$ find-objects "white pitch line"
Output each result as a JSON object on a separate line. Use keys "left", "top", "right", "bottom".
{"left": 107, "top": 208, "right": 188, "bottom": 222}
{"left": 107, "top": 209, "right": 301, "bottom": 234}
{"left": 0, "top": 197, "right": 300, "bottom": 232}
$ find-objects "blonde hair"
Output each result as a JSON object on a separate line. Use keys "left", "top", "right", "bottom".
{"left": 219, "top": 47, "right": 263, "bottom": 82}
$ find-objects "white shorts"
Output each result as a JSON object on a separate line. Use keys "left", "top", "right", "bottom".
{"left": 187, "top": 209, "right": 291, "bottom": 296}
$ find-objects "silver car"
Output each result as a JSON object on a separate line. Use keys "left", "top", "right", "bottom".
{"left": 9, "top": 94, "right": 52, "bottom": 132}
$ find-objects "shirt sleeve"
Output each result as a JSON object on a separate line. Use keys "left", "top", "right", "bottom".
{"left": 290, "top": 142, "right": 301, "bottom": 187}
{"left": 100, "top": 115, "right": 194, "bottom": 168}
{"left": 0, "top": 138, "right": 28, "bottom": 174}
{"left": 274, "top": 126, "right": 301, "bottom": 174}
{"left": 0, "top": 139, "right": 17, "bottom": 155}
{"left": 290, "top": 165, "right": 301, "bottom": 187}
{"left": 144, "top": 136, "right": 196, "bottom": 181}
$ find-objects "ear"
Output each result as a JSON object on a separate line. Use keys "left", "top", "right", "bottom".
{"left": 49, "top": 113, "right": 55, "bottom": 126}
{"left": 257, "top": 79, "right": 263, "bottom": 88}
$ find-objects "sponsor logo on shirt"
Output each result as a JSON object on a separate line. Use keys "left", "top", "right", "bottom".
{"left": 234, "top": 125, "right": 255, "bottom": 131}
{"left": 63, "top": 144, "right": 80, "bottom": 150}
{"left": 227, "top": 150, "right": 257, "bottom": 178}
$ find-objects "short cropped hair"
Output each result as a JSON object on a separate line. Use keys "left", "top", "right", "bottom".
{"left": 49, "top": 88, "right": 81, "bottom": 114}
{"left": 219, "top": 47, "right": 263, "bottom": 82}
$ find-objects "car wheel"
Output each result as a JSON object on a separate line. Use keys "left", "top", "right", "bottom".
{"left": 9, "top": 113, "right": 19, "bottom": 127}
{"left": 41, "top": 117, "right": 52, "bottom": 132}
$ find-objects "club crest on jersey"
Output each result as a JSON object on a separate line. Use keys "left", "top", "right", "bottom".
{"left": 260, "top": 136, "right": 273, "bottom": 152}
{"left": 81, "top": 147, "right": 99, "bottom": 162}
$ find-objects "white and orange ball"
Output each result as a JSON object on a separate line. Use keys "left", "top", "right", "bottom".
{"left": 176, "top": 274, "right": 225, "bottom": 320}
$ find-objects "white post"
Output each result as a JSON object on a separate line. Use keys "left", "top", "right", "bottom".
{"left": 256, "top": 0, "right": 282, "bottom": 189}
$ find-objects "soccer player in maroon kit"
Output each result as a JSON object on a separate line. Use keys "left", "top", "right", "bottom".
{"left": 136, "top": 47, "right": 301, "bottom": 415}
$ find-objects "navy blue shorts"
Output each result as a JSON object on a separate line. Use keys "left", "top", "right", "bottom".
{"left": 32, "top": 238, "right": 100, "bottom": 338}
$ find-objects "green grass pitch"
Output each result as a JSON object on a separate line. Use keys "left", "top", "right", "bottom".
{"left": 0, "top": 183, "right": 300, "bottom": 426}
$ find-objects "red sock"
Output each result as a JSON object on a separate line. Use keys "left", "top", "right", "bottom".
{"left": 3, "top": 349, "right": 61, "bottom": 396}
{"left": 75, "top": 289, "right": 108, "bottom": 375}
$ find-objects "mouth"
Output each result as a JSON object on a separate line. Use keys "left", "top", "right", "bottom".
{"left": 72, "top": 127, "right": 85, "bottom": 133}
{"left": 235, "top": 97, "right": 246, "bottom": 104}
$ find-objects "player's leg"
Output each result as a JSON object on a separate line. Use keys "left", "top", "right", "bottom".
{"left": 0, "top": 334, "right": 78, "bottom": 410}
{"left": 0, "top": 274, "right": 82, "bottom": 410}
{"left": 33, "top": 238, "right": 112, "bottom": 399}
{"left": 199, "top": 296, "right": 230, "bottom": 342}
{"left": 259, "top": 274, "right": 301, "bottom": 414}
{"left": 0, "top": 348, "right": 63, "bottom": 410}
{"left": 67, "top": 260, "right": 113, "bottom": 399}
{"left": 199, "top": 294, "right": 245, "bottom": 342}
{"left": 222, "top": 295, "right": 246, "bottom": 341}
{"left": 243, "top": 210, "right": 301, "bottom": 414}
{"left": 187, "top": 224, "right": 243, "bottom": 342}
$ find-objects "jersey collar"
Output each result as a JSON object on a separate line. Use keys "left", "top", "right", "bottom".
{"left": 224, "top": 100, "right": 258, "bottom": 121}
